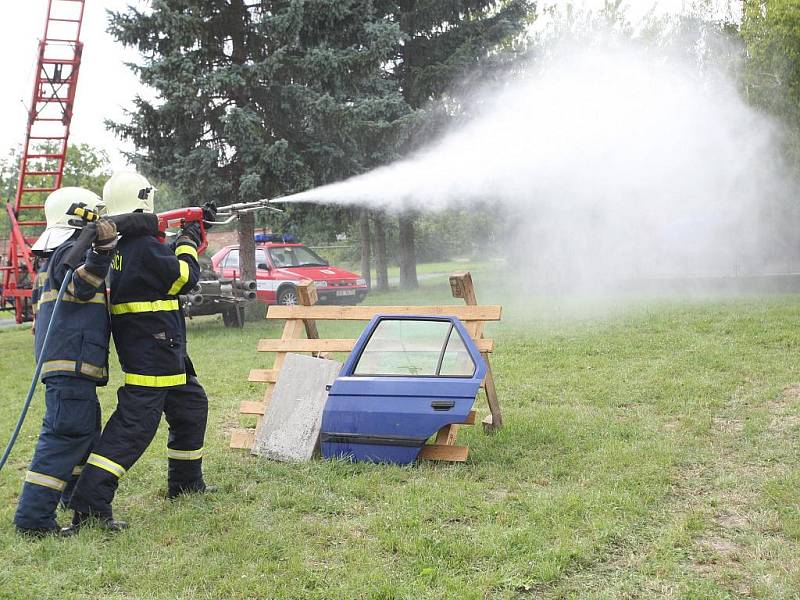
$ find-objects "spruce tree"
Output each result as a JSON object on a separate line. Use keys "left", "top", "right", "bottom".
{"left": 109, "top": 0, "right": 410, "bottom": 275}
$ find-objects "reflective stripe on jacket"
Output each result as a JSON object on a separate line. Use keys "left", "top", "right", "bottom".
{"left": 109, "top": 233, "right": 199, "bottom": 386}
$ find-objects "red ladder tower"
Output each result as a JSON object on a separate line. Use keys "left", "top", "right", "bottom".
{"left": 1, "top": 0, "right": 86, "bottom": 323}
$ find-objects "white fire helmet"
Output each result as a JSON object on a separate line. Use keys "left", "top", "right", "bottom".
{"left": 31, "top": 187, "right": 103, "bottom": 253}
{"left": 102, "top": 172, "right": 155, "bottom": 216}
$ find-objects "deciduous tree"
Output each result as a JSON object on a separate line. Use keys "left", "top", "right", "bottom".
{"left": 742, "top": 0, "right": 800, "bottom": 169}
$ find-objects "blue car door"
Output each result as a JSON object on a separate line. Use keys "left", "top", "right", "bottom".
{"left": 321, "top": 315, "right": 487, "bottom": 464}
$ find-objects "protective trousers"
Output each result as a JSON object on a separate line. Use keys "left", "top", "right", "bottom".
{"left": 69, "top": 377, "right": 208, "bottom": 516}
{"left": 14, "top": 376, "right": 101, "bottom": 530}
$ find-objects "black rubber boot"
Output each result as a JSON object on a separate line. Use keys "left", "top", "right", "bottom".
{"left": 60, "top": 511, "right": 128, "bottom": 535}
{"left": 15, "top": 525, "right": 61, "bottom": 539}
{"left": 167, "top": 481, "right": 215, "bottom": 499}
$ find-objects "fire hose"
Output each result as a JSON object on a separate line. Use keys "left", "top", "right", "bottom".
{"left": 0, "top": 270, "right": 72, "bottom": 473}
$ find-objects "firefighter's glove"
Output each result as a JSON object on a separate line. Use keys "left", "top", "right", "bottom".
{"left": 202, "top": 202, "right": 217, "bottom": 229}
{"left": 113, "top": 212, "right": 159, "bottom": 237}
{"left": 177, "top": 221, "right": 202, "bottom": 249}
{"left": 93, "top": 218, "right": 118, "bottom": 254}
{"left": 63, "top": 223, "right": 98, "bottom": 269}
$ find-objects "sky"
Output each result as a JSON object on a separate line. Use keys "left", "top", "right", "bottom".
{"left": 0, "top": 0, "right": 145, "bottom": 169}
{"left": 0, "top": 0, "right": 740, "bottom": 172}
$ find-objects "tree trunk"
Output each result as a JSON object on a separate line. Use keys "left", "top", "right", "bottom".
{"left": 373, "top": 212, "right": 389, "bottom": 291}
{"left": 237, "top": 210, "right": 256, "bottom": 282}
{"left": 359, "top": 209, "right": 371, "bottom": 290}
{"left": 398, "top": 213, "right": 418, "bottom": 289}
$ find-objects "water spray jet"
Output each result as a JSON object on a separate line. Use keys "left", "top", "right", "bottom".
{"left": 276, "top": 40, "right": 799, "bottom": 294}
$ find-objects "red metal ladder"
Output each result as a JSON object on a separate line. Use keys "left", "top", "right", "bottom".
{"left": 2, "top": 0, "right": 86, "bottom": 323}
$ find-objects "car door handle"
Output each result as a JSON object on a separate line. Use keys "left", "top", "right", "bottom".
{"left": 431, "top": 400, "right": 455, "bottom": 411}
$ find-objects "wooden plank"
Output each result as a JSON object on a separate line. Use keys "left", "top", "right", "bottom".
{"left": 481, "top": 359, "right": 502, "bottom": 431}
{"left": 451, "top": 272, "right": 503, "bottom": 433}
{"left": 296, "top": 280, "right": 318, "bottom": 307}
{"left": 463, "top": 408, "right": 477, "bottom": 425}
{"left": 236, "top": 428, "right": 470, "bottom": 460}
{"left": 239, "top": 431, "right": 469, "bottom": 460}
{"left": 435, "top": 424, "right": 459, "bottom": 445}
{"left": 229, "top": 429, "right": 255, "bottom": 449}
{"left": 296, "top": 280, "right": 323, "bottom": 356}
{"left": 240, "top": 400, "right": 266, "bottom": 415}
{"left": 449, "top": 272, "right": 478, "bottom": 304}
{"left": 248, "top": 369, "right": 278, "bottom": 383}
{"left": 261, "top": 386, "right": 274, "bottom": 409}
{"left": 449, "top": 272, "right": 469, "bottom": 299}
{"left": 266, "top": 305, "right": 502, "bottom": 322}
{"left": 258, "top": 337, "right": 494, "bottom": 353}
{"left": 433, "top": 407, "right": 477, "bottom": 444}
{"left": 418, "top": 444, "right": 469, "bottom": 462}
{"left": 259, "top": 338, "right": 355, "bottom": 352}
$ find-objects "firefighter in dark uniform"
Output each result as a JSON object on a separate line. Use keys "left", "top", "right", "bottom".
{"left": 68, "top": 173, "right": 213, "bottom": 530}
{"left": 13, "top": 187, "right": 117, "bottom": 537}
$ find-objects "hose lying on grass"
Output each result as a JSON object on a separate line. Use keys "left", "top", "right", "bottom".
{"left": 0, "top": 220, "right": 100, "bottom": 473}
{"left": 0, "top": 269, "right": 73, "bottom": 472}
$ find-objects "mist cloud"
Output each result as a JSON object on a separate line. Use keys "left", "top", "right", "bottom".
{"left": 278, "top": 38, "right": 797, "bottom": 291}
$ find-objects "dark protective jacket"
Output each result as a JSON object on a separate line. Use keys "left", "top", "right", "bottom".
{"left": 32, "top": 237, "right": 112, "bottom": 384}
{"left": 109, "top": 232, "right": 199, "bottom": 387}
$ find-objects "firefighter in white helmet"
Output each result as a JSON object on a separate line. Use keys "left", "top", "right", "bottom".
{"left": 30, "top": 187, "right": 107, "bottom": 253}
{"left": 13, "top": 187, "right": 118, "bottom": 537}
{"left": 101, "top": 171, "right": 155, "bottom": 215}
{"left": 68, "top": 173, "right": 214, "bottom": 531}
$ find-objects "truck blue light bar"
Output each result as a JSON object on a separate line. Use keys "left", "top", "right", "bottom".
{"left": 255, "top": 233, "right": 297, "bottom": 243}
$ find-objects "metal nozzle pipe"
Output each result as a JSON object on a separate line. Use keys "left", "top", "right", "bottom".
{"left": 234, "top": 280, "right": 257, "bottom": 291}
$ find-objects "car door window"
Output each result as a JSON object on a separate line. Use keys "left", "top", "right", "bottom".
{"left": 256, "top": 249, "right": 268, "bottom": 270}
{"left": 224, "top": 249, "right": 239, "bottom": 270}
{"left": 268, "top": 246, "right": 327, "bottom": 267}
{"left": 439, "top": 330, "right": 475, "bottom": 376}
{"left": 353, "top": 319, "right": 475, "bottom": 377}
{"left": 269, "top": 248, "right": 291, "bottom": 267}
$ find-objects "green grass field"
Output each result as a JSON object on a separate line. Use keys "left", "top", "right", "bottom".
{"left": 1, "top": 270, "right": 799, "bottom": 599}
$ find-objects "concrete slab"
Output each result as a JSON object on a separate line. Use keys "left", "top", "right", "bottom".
{"left": 251, "top": 353, "right": 341, "bottom": 462}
